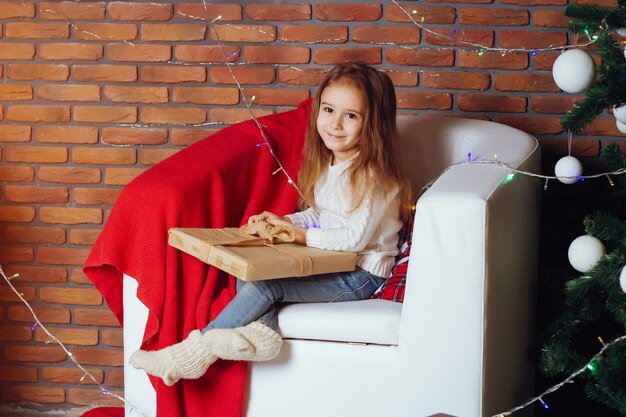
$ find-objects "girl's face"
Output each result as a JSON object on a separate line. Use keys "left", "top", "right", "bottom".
{"left": 316, "top": 83, "right": 365, "bottom": 165}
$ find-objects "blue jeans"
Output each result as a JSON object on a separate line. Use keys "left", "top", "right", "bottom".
{"left": 202, "top": 267, "right": 386, "bottom": 332}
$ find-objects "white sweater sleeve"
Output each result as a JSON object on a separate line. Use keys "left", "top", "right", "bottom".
{"left": 305, "top": 191, "right": 393, "bottom": 252}
{"left": 285, "top": 207, "right": 319, "bottom": 229}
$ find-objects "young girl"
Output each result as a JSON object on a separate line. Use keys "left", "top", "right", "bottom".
{"left": 130, "top": 62, "right": 412, "bottom": 386}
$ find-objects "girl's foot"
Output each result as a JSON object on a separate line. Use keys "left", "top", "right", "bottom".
{"left": 129, "top": 330, "right": 216, "bottom": 386}
{"left": 206, "top": 321, "right": 282, "bottom": 362}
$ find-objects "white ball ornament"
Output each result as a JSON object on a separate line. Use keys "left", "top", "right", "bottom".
{"left": 613, "top": 105, "right": 626, "bottom": 124}
{"left": 568, "top": 235, "right": 606, "bottom": 273}
{"left": 617, "top": 120, "right": 626, "bottom": 135}
{"left": 620, "top": 265, "right": 626, "bottom": 294}
{"left": 552, "top": 49, "right": 596, "bottom": 94}
{"left": 554, "top": 156, "right": 583, "bottom": 184}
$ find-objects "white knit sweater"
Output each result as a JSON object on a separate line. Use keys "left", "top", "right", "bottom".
{"left": 286, "top": 156, "right": 402, "bottom": 278}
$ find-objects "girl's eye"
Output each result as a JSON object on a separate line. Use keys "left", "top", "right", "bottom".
{"left": 346, "top": 113, "right": 357, "bottom": 119}
{"left": 322, "top": 106, "right": 333, "bottom": 113}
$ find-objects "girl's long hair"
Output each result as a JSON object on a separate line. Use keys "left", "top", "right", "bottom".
{"left": 298, "top": 62, "right": 412, "bottom": 219}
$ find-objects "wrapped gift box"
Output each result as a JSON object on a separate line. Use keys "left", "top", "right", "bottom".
{"left": 168, "top": 227, "right": 357, "bottom": 281}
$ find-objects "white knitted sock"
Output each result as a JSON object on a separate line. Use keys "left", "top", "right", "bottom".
{"left": 129, "top": 330, "right": 217, "bottom": 386}
{"left": 205, "top": 322, "right": 283, "bottom": 362}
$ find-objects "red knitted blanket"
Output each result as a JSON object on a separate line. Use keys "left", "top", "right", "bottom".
{"left": 84, "top": 99, "right": 311, "bottom": 417}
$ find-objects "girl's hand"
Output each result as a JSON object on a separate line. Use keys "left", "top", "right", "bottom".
{"left": 247, "top": 211, "right": 293, "bottom": 225}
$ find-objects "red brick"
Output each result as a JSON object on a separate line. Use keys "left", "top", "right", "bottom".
{"left": 458, "top": 94, "right": 527, "bottom": 112}
{"left": 71, "top": 269, "right": 92, "bottom": 285}
{"left": 173, "top": 87, "right": 239, "bottom": 105}
{"left": 0, "top": 2, "right": 35, "bottom": 18}
{"left": 534, "top": 10, "right": 569, "bottom": 27}
{"left": 39, "top": 167, "right": 102, "bottom": 184}
{"left": 102, "top": 330, "right": 124, "bottom": 348}
{"left": 35, "top": 126, "right": 99, "bottom": 144}
{"left": 74, "top": 106, "right": 137, "bottom": 123}
{"left": 241, "top": 88, "right": 309, "bottom": 106}
{"left": 0, "top": 325, "right": 32, "bottom": 342}
{"left": 3, "top": 345, "right": 67, "bottom": 363}
{"left": 108, "top": 2, "right": 173, "bottom": 21}
{"left": 0, "top": 206, "right": 36, "bottom": 222}
{"left": 387, "top": 5, "right": 456, "bottom": 23}
{"left": 3, "top": 265, "right": 67, "bottom": 283}
{"left": 422, "top": 71, "right": 490, "bottom": 90}
{"left": 101, "top": 127, "right": 168, "bottom": 145}
{"left": 40, "top": 207, "right": 102, "bottom": 225}
{"left": 39, "top": 1, "right": 105, "bottom": 20}
{"left": 427, "top": 0, "right": 492, "bottom": 3}
{"left": 73, "top": 188, "right": 120, "bottom": 205}
{"left": 72, "top": 347, "right": 123, "bottom": 367}
{"left": 502, "top": 0, "right": 565, "bottom": 4}
{"left": 382, "top": 69, "right": 419, "bottom": 87}
{"left": 7, "top": 105, "right": 70, "bottom": 123}
{"left": 175, "top": 45, "right": 240, "bottom": 63}
{"left": 176, "top": 4, "right": 242, "bottom": 21}
{"left": 495, "top": 74, "right": 559, "bottom": 92}
{"left": 0, "top": 244, "right": 33, "bottom": 262}
{"left": 72, "top": 64, "right": 137, "bottom": 82}
{"left": 36, "top": 84, "right": 101, "bottom": 102}
{"left": 72, "top": 148, "right": 136, "bottom": 165}
{"left": 532, "top": 96, "right": 579, "bottom": 114}
{"left": 0, "top": 125, "right": 32, "bottom": 142}
{"left": 5, "top": 145, "right": 68, "bottom": 163}
{"left": 211, "top": 24, "right": 276, "bottom": 43}
{"left": 494, "top": 116, "right": 563, "bottom": 135}
{"left": 42, "top": 366, "right": 104, "bottom": 384}
{"left": 0, "top": 365, "right": 38, "bottom": 382}
{"left": 394, "top": 91, "right": 452, "bottom": 110}
{"left": 142, "top": 23, "right": 207, "bottom": 41}
{"left": 38, "top": 247, "right": 91, "bottom": 266}
{"left": 280, "top": 25, "right": 347, "bottom": 44}
{"left": 246, "top": 4, "right": 311, "bottom": 20}
{"left": 104, "top": 168, "right": 147, "bottom": 186}
{"left": 75, "top": 308, "right": 120, "bottom": 327}
{"left": 210, "top": 66, "right": 275, "bottom": 84}
{"left": 426, "top": 29, "right": 494, "bottom": 47}
{"left": 140, "top": 66, "right": 206, "bottom": 83}
{"left": 458, "top": 51, "right": 528, "bottom": 70}
{"left": 3, "top": 186, "right": 68, "bottom": 204}
{"left": 73, "top": 23, "right": 138, "bottom": 41}
{"left": 104, "top": 85, "right": 168, "bottom": 104}
{"left": 314, "top": 47, "right": 380, "bottom": 65}
{"left": 539, "top": 138, "right": 599, "bottom": 157}
{"left": 36, "top": 327, "right": 99, "bottom": 345}
{"left": 583, "top": 118, "right": 622, "bottom": 136}
{"left": 498, "top": 30, "right": 567, "bottom": 48}
{"left": 140, "top": 107, "right": 206, "bottom": 125}
{"left": 245, "top": 45, "right": 310, "bottom": 64}
{"left": 353, "top": 26, "right": 420, "bottom": 45}
{"left": 387, "top": 48, "right": 454, "bottom": 67}
{"left": 0, "top": 85, "right": 33, "bottom": 101}
{"left": 209, "top": 108, "right": 274, "bottom": 124}
{"left": 0, "top": 285, "right": 36, "bottom": 302}
{"left": 107, "top": 369, "right": 124, "bottom": 387}
{"left": 106, "top": 43, "right": 171, "bottom": 62}
{"left": 39, "top": 43, "right": 103, "bottom": 61}
{"left": 6, "top": 22, "right": 69, "bottom": 39}
{"left": 1, "top": 385, "right": 65, "bottom": 404}
{"left": 315, "top": 4, "right": 381, "bottom": 21}
{"left": 0, "top": 43, "right": 36, "bottom": 60}
{"left": 7, "top": 63, "right": 69, "bottom": 81}
{"left": 69, "top": 228, "right": 101, "bottom": 245}
{"left": 460, "top": 8, "right": 529, "bottom": 25}
{"left": 69, "top": 387, "right": 124, "bottom": 407}
{"left": 171, "top": 128, "right": 218, "bottom": 146}
{"left": 279, "top": 67, "right": 329, "bottom": 86}
{"left": 139, "top": 149, "right": 179, "bottom": 166}
{"left": 8, "top": 305, "right": 70, "bottom": 324}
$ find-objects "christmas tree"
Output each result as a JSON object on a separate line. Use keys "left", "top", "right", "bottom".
{"left": 558, "top": 0, "right": 626, "bottom": 134}
{"left": 539, "top": 144, "right": 626, "bottom": 415}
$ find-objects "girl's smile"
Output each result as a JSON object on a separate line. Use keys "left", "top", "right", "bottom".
{"left": 316, "top": 83, "right": 365, "bottom": 165}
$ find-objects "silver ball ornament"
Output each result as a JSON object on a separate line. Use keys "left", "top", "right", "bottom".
{"left": 552, "top": 49, "right": 595, "bottom": 94}
{"left": 554, "top": 156, "right": 582, "bottom": 184}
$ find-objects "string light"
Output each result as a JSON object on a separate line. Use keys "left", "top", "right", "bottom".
{"left": 0, "top": 266, "right": 147, "bottom": 417}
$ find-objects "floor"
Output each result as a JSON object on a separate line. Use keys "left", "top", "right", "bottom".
{"left": 0, "top": 404, "right": 91, "bottom": 416}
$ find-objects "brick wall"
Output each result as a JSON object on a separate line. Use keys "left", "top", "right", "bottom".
{"left": 0, "top": 0, "right": 623, "bottom": 410}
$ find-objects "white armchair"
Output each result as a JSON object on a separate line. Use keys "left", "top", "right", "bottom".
{"left": 123, "top": 116, "right": 541, "bottom": 417}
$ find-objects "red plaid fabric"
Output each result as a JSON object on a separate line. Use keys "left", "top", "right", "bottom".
{"left": 371, "top": 211, "right": 414, "bottom": 303}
